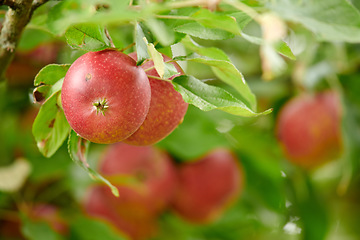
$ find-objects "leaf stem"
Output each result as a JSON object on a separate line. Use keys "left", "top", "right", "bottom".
{"left": 155, "top": 15, "right": 193, "bottom": 20}
{"left": 119, "top": 42, "right": 135, "bottom": 52}
{"left": 147, "top": 75, "right": 172, "bottom": 82}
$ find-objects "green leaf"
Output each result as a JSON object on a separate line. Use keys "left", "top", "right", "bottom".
{"left": 191, "top": 8, "right": 241, "bottom": 35}
{"left": 274, "top": 40, "right": 297, "bottom": 60}
{"left": 33, "top": 78, "right": 64, "bottom": 104}
{"left": 164, "top": 62, "right": 179, "bottom": 79}
{"left": 178, "top": 37, "right": 257, "bottom": 109}
{"left": 146, "top": 41, "right": 179, "bottom": 79}
{"left": 65, "top": 24, "right": 111, "bottom": 51}
{"left": 135, "top": 23, "right": 150, "bottom": 65}
{"left": 147, "top": 41, "right": 165, "bottom": 78}
{"left": 270, "top": 0, "right": 360, "bottom": 43}
{"left": 32, "top": 93, "right": 70, "bottom": 158}
{"left": 37, "top": 1, "right": 159, "bottom": 35}
{"left": 68, "top": 131, "right": 119, "bottom": 197}
{"left": 174, "top": 22, "right": 235, "bottom": 40}
{"left": 241, "top": 33, "right": 296, "bottom": 60}
{"left": 70, "top": 216, "right": 128, "bottom": 240}
{"left": 229, "top": 11, "right": 253, "bottom": 30}
{"left": 34, "top": 64, "right": 70, "bottom": 86}
{"left": 145, "top": 18, "right": 175, "bottom": 46}
{"left": 21, "top": 215, "right": 64, "bottom": 240}
{"left": 172, "top": 75, "right": 272, "bottom": 117}
{"left": 287, "top": 172, "right": 329, "bottom": 240}
{"left": 229, "top": 126, "right": 286, "bottom": 212}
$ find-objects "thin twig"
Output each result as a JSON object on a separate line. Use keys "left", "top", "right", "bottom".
{"left": 104, "top": 27, "right": 116, "bottom": 48}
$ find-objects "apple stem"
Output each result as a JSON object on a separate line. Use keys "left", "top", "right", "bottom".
{"left": 93, "top": 99, "right": 109, "bottom": 116}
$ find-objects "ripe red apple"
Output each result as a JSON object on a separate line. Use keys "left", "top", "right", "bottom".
{"left": 171, "top": 148, "right": 243, "bottom": 223}
{"left": 276, "top": 90, "right": 343, "bottom": 169}
{"left": 123, "top": 52, "right": 188, "bottom": 146}
{"left": 84, "top": 143, "right": 177, "bottom": 239}
{"left": 61, "top": 50, "right": 151, "bottom": 144}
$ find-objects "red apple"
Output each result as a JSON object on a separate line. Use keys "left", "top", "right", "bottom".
{"left": 171, "top": 148, "right": 243, "bottom": 223}
{"left": 61, "top": 50, "right": 151, "bottom": 144}
{"left": 276, "top": 90, "right": 343, "bottom": 169}
{"left": 124, "top": 52, "right": 188, "bottom": 146}
{"left": 84, "top": 143, "right": 177, "bottom": 239}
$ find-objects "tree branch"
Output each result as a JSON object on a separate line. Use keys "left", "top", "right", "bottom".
{"left": 0, "top": 0, "right": 49, "bottom": 82}
{"left": 31, "top": 0, "right": 49, "bottom": 12}
{"left": 0, "top": 0, "right": 19, "bottom": 9}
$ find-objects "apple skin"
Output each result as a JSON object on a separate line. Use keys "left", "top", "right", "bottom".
{"left": 84, "top": 143, "right": 177, "bottom": 239}
{"left": 276, "top": 90, "right": 343, "bottom": 169}
{"left": 124, "top": 52, "right": 188, "bottom": 146}
{"left": 171, "top": 148, "right": 243, "bottom": 223}
{"left": 61, "top": 50, "right": 151, "bottom": 144}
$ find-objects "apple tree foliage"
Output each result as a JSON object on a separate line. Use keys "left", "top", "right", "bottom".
{"left": 1, "top": 0, "right": 360, "bottom": 240}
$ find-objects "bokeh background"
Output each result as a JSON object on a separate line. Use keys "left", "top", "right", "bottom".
{"left": 1, "top": 0, "right": 360, "bottom": 240}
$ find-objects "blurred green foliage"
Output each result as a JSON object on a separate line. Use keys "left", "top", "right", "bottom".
{"left": 1, "top": 0, "right": 360, "bottom": 240}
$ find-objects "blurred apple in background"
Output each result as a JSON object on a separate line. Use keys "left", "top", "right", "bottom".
{"left": 6, "top": 42, "right": 62, "bottom": 87}
{"left": 85, "top": 186, "right": 155, "bottom": 240}
{"left": 28, "top": 204, "right": 68, "bottom": 234}
{"left": 276, "top": 90, "right": 343, "bottom": 169}
{"left": 84, "top": 143, "right": 178, "bottom": 240}
{"left": 171, "top": 148, "right": 244, "bottom": 224}
{"left": 0, "top": 203, "right": 67, "bottom": 239}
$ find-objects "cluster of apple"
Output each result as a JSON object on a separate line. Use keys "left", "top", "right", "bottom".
{"left": 61, "top": 50, "right": 188, "bottom": 146}
{"left": 276, "top": 90, "right": 343, "bottom": 169}
{"left": 83, "top": 143, "right": 244, "bottom": 240}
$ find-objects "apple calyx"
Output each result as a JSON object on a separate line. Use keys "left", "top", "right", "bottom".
{"left": 93, "top": 98, "right": 109, "bottom": 116}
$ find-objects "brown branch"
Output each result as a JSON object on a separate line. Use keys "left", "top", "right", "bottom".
{"left": 0, "top": 0, "right": 20, "bottom": 9}
{"left": 31, "top": 0, "right": 49, "bottom": 12}
{"left": 0, "top": 0, "right": 49, "bottom": 82}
